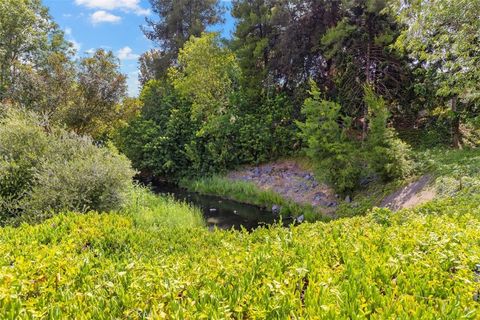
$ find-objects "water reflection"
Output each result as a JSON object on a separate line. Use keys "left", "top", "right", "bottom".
{"left": 150, "top": 182, "right": 284, "bottom": 231}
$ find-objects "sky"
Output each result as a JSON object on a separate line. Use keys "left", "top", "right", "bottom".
{"left": 43, "top": 0, "right": 235, "bottom": 97}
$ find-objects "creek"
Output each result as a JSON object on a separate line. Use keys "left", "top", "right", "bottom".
{"left": 151, "top": 182, "right": 286, "bottom": 231}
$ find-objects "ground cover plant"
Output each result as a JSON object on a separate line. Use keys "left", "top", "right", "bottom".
{"left": 0, "top": 192, "right": 480, "bottom": 318}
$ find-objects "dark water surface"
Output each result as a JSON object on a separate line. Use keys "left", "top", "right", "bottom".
{"left": 151, "top": 182, "right": 284, "bottom": 231}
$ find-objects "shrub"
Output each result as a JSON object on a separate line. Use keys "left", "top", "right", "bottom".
{"left": 0, "top": 109, "right": 51, "bottom": 219}
{"left": 364, "top": 87, "right": 413, "bottom": 180}
{"left": 297, "top": 81, "right": 362, "bottom": 193}
{"left": 0, "top": 109, "right": 135, "bottom": 225}
{"left": 26, "top": 139, "right": 134, "bottom": 219}
{"left": 298, "top": 83, "right": 413, "bottom": 193}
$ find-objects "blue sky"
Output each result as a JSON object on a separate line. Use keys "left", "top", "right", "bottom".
{"left": 43, "top": 0, "right": 235, "bottom": 97}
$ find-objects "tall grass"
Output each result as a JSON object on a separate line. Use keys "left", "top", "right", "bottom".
{"left": 122, "top": 185, "right": 205, "bottom": 229}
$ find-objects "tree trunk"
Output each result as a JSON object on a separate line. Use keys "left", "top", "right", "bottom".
{"left": 451, "top": 96, "right": 462, "bottom": 149}
{"left": 362, "top": 42, "right": 372, "bottom": 142}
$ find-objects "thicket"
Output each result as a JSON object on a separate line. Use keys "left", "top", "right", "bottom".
{"left": 0, "top": 108, "right": 135, "bottom": 225}
{"left": 117, "top": 0, "right": 480, "bottom": 190}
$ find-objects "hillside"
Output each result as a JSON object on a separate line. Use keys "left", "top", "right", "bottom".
{"left": 1, "top": 147, "right": 480, "bottom": 318}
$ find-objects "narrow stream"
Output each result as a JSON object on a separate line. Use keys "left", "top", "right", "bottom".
{"left": 150, "top": 182, "right": 285, "bottom": 231}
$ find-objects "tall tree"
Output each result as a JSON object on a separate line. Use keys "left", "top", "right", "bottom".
{"left": 141, "top": 0, "right": 224, "bottom": 80}
{"left": 169, "top": 32, "right": 239, "bottom": 121}
{"left": 395, "top": 0, "right": 480, "bottom": 148}
{"left": 268, "top": 0, "right": 340, "bottom": 94}
{"left": 138, "top": 49, "right": 167, "bottom": 86}
{"left": 231, "top": 0, "right": 274, "bottom": 99}
{"left": 64, "top": 49, "right": 127, "bottom": 139}
{"left": 231, "top": 0, "right": 341, "bottom": 107}
{"left": 0, "top": 0, "right": 69, "bottom": 101}
{"left": 321, "top": 0, "right": 408, "bottom": 139}
{"left": 11, "top": 52, "right": 78, "bottom": 123}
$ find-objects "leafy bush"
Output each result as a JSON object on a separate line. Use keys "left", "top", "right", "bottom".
{"left": 0, "top": 110, "right": 51, "bottom": 218}
{"left": 0, "top": 109, "right": 135, "bottom": 225}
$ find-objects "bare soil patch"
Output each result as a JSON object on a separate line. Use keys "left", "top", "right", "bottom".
{"left": 381, "top": 175, "right": 437, "bottom": 211}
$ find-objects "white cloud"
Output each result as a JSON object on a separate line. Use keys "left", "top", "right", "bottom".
{"left": 75, "top": 0, "right": 150, "bottom": 16}
{"left": 64, "top": 28, "right": 81, "bottom": 54}
{"left": 117, "top": 46, "right": 140, "bottom": 60}
{"left": 85, "top": 48, "right": 96, "bottom": 55}
{"left": 90, "top": 10, "right": 122, "bottom": 25}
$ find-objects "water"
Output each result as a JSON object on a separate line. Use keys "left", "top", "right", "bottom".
{"left": 150, "top": 182, "right": 284, "bottom": 231}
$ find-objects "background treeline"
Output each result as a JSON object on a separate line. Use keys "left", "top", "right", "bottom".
{"left": 120, "top": 0, "right": 479, "bottom": 190}
{"left": 0, "top": 0, "right": 138, "bottom": 140}
{"left": 1, "top": 0, "right": 479, "bottom": 197}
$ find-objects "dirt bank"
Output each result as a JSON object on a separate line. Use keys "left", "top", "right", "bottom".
{"left": 228, "top": 160, "right": 338, "bottom": 209}
{"left": 380, "top": 175, "right": 437, "bottom": 211}
{"left": 228, "top": 160, "right": 437, "bottom": 213}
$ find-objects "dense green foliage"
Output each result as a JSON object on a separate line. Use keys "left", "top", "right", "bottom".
{"left": 117, "top": 33, "right": 297, "bottom": 179}
{"left": 395, "top": 0, "right": 480, "bottom": 148}
{"left": 1, "top": 192, "right": 480, "bottom": 318}
{"left": 123, "top": 0, "right": 480, "bottom": 188}
{"left": 298, "top": 83, "right": 412, "bottom": 193}
{"left": 0, "top": 109, "right": 135, "bottom": 225}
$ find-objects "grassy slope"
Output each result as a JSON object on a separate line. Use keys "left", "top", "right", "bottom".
{"left": 123, "top": 186, "right": 205, "bottom": 229}
{"left": 336, "top": 147, "right": 480, "bottom": 217}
